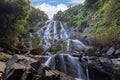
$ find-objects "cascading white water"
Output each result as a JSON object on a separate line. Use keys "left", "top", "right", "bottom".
{"left": 44, "top": 54, "right": 87, "bottom": 80}
{"left": 60, "top": 22, "right": 69, "bottom": 40}
{"left": 36, "top": 20, "right": 73, "bottom": 50}
{"left": 53, "top": 21, "right": 58, "bottom": 40}
{"left": 44, "top": 40, "right": 51, "bottom": 49}
{"left": 67, "top": 39, "right": 91, "bottom": 52}
{"left": 34, "top": 20, "right": 91, "bottom": 80}
{"left": 29, "top": 32, "right": 33, "bottom": 50}
{"left": 44, "top": 21, "right": 52, "bottom": 40}
{"left": 37, "top": 20, "right": 72, "bottom": 40}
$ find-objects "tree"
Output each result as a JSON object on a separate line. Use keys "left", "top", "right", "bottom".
{"left": 0, "top": 0, "right": 30, "bottom": 52}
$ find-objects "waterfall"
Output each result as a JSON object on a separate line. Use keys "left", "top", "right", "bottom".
{"left": 36, "top": 20, "right": 73, "bottom": 50}
{"left": 67, "top": 39, "right": 91, "bottom": 52}
{"left": 44, "top": 54, "right": 87, "bottom": 80}
{"left": 34, "top": 20, "right": 91, "bottom": 80}
{"left": 37, "top": 20, "right": 72, "bottom": 40}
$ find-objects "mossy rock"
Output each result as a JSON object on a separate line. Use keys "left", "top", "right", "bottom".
{"left": 31, "top": 47, "right": 44, "bottom": 55}
{"left": 32, "top": 37, "right": 45, "bottom": 48}
{"left": 49, "top": 45, "right": 61, "bottom": 52}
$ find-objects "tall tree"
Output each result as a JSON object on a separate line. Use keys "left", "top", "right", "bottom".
{"left": 0, "top": 0, "right": 30, "bottom": 52}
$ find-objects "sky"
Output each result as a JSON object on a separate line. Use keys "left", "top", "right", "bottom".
{"left": 30, "top": 0, "right": 85, "bottom": 19}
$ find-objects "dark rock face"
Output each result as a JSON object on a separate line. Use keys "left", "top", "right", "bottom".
{"left": 81, "top": 56, "right": 112, "bottom": 80}
{"left": 4, "top": 55, "right": 34, "bottom": 80}
{"left": 3, "top": 55, "right": 60, "bottom": 80}
{"left": 5, "top": 69, "right": 24, "bottom": 80}
{"left": 89, "top": 66, "right": 112, "bottom": 80}
{"left": 86, "top": 57, "right": 120, "bottom": 80}
{"left": 112, "top": 58, "right": 120, "bottom": 80}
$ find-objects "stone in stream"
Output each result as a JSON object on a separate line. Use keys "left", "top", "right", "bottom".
{"left": 106, "top": 47, "right": 115, "bottom": 55}
{"left": 115, "top": 49, "right": 120, "bottom": 55}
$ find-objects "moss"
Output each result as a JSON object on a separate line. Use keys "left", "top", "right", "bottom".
{"left": 32, "top": 37, "right": 41, "bottom": 48}
{"left": 24, "top": 36, "right": 30, "bottom": 42}
{"left": 49, "top": 45, "right": 61, "bottom": 52}
{"left": 31, "top": 47, "right": 44, "bottom": 55}
{"left": 48, "top": 40, "right": 67, "bottom": 53}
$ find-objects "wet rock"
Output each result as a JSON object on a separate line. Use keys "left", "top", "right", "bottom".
{"left": 101, "top": 46, "right": 110, "bottom": 53}
{"left": 115, "top": 49, "right": 120, "bottom": 55}
{"left": 30, "top": 60, "right": 45, "bottom": 75}
{"left": 88, "top": 65, "right": 112, "bottom": 80}
{"left": 99, "top": 57, "right": 111, "bottom": 63}
{"left": 112, "top": 58, "right": 120, "bottom": 80}
{"left": 106, "top": 47, "right": 115, "bottom": 55}
{"left": 114, "top": 49, "right": 120, "bottom": 58}
{"left": 85, "top": 56, "right": 115, "bottom": 80}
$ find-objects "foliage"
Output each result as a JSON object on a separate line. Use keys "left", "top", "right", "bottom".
{"left": 31, "top": 47, "right": 44, "bottom": 55}
{"left": 0, "top": 0, "right": 30, "bottom": 52}
{"left": 32, "top": 37, "right": 41, "bottom": 48}
{"left": 18, "top": 7, "right": 48, "bottom": 53}
{"left": 89, "top": 26, "right": 119, "bottom": 45}
{"left": 26, "top": 7, "right": 48, "bottom": 32}
{"left": 89, "top": 0, "right": 120, "bottom": 45}
{"left": 105, "top": 0, "right": 120, "bottom": 26}
{"left": 0, "top": 0, "right": 48, "bottom": 53}
{"left": 54, "top": 0, "right": 120, "bottom": 45}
